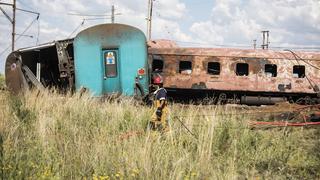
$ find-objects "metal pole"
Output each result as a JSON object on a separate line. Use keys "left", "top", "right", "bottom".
{"left": 266, "top": 31, "right": 269, "bottom": 49}
{"left": 147, "top": 0, "right": 153, "bottom": 40}
{"left": 262, "top": 31, "right": 265, "bottom": 49}
{"left": 12, "top": 0, "right": 16, "bottom": 51}
{"left": 111, "top": 5, "right": 114, "bottom": 23}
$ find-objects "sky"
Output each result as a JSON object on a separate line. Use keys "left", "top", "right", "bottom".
{"left": 0, "top": 0, "right": 320, "bottom": 73}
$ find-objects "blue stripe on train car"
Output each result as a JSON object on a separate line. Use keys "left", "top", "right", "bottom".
{"left": 74, "top": 23, "right": 149, "bottom": 96}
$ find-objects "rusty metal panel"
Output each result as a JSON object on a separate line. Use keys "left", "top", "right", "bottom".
{"left": 148, "top": 47, "right": 320, "bottom": 60}
{"left": 147, "top": 39, "right": 178, "bottom": 48}
{"left": 148, "top": 43, "right": 320, "bottom": 94}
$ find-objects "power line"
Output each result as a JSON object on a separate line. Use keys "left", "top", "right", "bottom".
{"left": 0, "top": 15, "right": 39, "bottom": 57}
{"left": 0, "top": 0, "right": 40, "bottom": 52}
{"left": 284, "top": 49, "right": 320, "bottom": 93}
{"left": 67, "top": 12, "right": 121, "bottom": 17}
{"left": 67, "top": 19, "right": 85, "bottom": 38}
{"left": 272, "top": 46, "right": 320, "bottom": 50}
{"left": 16, "top": 0, "right": 35, "bottom": 11}
{"left": 15, "top": 15, "right": 39, "bottom": 42}
{"left": 174, "top": 40, "right": 252, "bottom": 48}
{"left": 66, "top": 15, "right": 116, "bottom": 39}
{"left": 284, "top": 49, "right": 320, "bottom": 70}
{"left": 171, "top": 40, "right": 320, "bottom": 50}
{"left": 83, "top": 17, "right": 111, "bottom": 21}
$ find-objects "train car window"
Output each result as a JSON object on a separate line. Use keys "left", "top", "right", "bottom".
{"left": 152, "top": 59, "right": 163, "bottom": 72}
{"left": 236, "top": 63, "right": 249, "bottom": 76}
{"left": 265, "top": 64, "right": 277, "bottom": 77}
{"left": 207, "top": 62, "right": 220, "bottom": 75}
{"left": 179, "top": 61, "right": 192, "bottom": 74}
{"left": 293, "top": 65, "right": 305, "bottom": 78}
{"left": 104, "top": 50, "right": 117, "bottom": 77}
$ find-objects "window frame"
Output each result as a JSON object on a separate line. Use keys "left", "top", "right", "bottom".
{"left": 179, "top": 60, "right": 192, "bottom": 74}
{"left": 264, "top": 64, "right": 277, "bottom": 77}
{"left": 104, "top": 50, "right": 118, "bottom": 78}
{"left": 207, "top": 62, "right": 221, "bottom": 75}
{"left": 236, "top": 63, "right": 249, "bottom": 76}
{"left": 293, "top": 65, "right": 305, "bottom": 78}
{"left": 152, "top": 59, "right": 164, "bottom": 72}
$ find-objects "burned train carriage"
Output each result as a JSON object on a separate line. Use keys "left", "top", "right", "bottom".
{"left": 5, "top": 24, "right": 149, "bottom": 97}
{"left": 149, "top": 41, "right": 320, "bottom": 105}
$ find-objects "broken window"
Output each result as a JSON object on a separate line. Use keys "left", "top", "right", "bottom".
{"left": 293, "top": 65, "right": 305, "bottom": 78}
{"left": 179, "top": 61, "right": 192, "bottom": 74}
{"left": 236, "top": 63, "right": 249, "bottom": 76}
{"left": 152, "top": 59, "right": 163, "bottom": 72}
{"left": 265, "top": 64, "right": 277, "bottom": 77}
{"left": 207, "top": 62, "right": 220, "bottom": 75}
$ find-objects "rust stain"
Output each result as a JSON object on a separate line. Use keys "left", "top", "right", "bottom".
{"left": 149, "top": 40, "right": 320, "bottom": 94}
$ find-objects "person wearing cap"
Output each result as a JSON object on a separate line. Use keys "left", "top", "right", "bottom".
{"left": 149, "top": 74, "right": 169, "bottom": 131}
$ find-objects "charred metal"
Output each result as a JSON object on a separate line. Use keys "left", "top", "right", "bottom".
{"left": 148, "top": 40, "right": 320, "bottom": 105}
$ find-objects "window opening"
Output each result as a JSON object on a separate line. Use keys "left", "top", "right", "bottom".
{"left": 293, "top": 65, "right": 305, "bottom": 78}
{"left": 236, "top": 63, "right": 249, "bottom": 76}
{"left": 265, "top": 64, "right": 277, "bottom": 77}
{"left": 152, "top": 59, "right": 163, "bottom": 72}
{"left": 207, "top": 62, "right": 220, "bottom": 75}
{"left": 179, "top": 61, "right": 192, "bottom": 74}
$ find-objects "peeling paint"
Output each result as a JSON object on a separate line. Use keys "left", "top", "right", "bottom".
{"left": 149, "top": 42, "right": 320, "bottom": 94}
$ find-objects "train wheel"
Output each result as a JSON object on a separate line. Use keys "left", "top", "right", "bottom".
{"left": 217, "top": 93, "right": 227, "bottom": 105}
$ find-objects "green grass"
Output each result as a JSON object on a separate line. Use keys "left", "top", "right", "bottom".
{"left": 0, "top": 73, "right": 4, "bottom": 89}
{"left": 0, "top": 90, "right": 319, "bottom": 179}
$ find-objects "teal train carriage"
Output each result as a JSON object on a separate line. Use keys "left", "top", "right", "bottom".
{"left": 74, "top": 24, "right": 148, "bottom": 96}
{"left": 5, "top": 23, "right": 149, "bottom": 98}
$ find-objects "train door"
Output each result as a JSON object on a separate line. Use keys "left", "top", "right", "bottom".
{"left": 102, "top": 49, "right": 121, "bottom": 94}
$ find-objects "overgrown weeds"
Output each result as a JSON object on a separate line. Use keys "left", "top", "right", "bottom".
{"left": 0, "top": 90, "right": 319, "bottom": 179}
{"left": 0, "top": 74, "right": 5, "bottom": 90}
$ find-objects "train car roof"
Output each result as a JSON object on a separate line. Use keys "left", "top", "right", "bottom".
{"left": 15, "top": 38, "right": 73, "bottom": 52}
{"left": 148, "top": 40, "right": 320, "bottom": 60}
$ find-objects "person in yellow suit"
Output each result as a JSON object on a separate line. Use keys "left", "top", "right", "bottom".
{"left": 149, "top": 76, "right": 169, "bottom": 131}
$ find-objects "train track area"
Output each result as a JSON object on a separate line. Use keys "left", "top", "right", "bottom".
{"left": 169, "top": 102, "right": 320, "bottom": 132}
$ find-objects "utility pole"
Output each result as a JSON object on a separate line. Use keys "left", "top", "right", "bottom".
{"left": 111, "top": 5, "right": 114, "bottom": 23}
{"left": 12, "top": 0, "right": 16, "bottom": 51}
{"left": 261, "top": 30, "right": 269, "bottom": 50}
{"left": 0, "top": 0, "right": 16, "bottom": 51}
{"left": 253, "top": 39, "right": 257, "bottom": 50}
{"left": 1, "top": 0, "right": 39, "bottom": 52}
{"left": 147, "top": 0, "right": 154, "bottom": 40}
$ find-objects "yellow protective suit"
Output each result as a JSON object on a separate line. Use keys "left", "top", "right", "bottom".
{"left": 150, "top": 100, "right": 169, "bottom": 131}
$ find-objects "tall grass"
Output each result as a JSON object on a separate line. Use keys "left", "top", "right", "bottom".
{"left": 0, "top": 73, "right": 4, "bottom": 89}
{"left": 0, "top": 90, "right": 319, "bottom": 179}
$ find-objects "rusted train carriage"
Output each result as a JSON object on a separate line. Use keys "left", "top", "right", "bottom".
{"left": 148, "top": 40, "right": 320, "bottom": 105}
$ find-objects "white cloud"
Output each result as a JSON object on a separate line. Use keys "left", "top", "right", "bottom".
{"left": 1, "top": 0, "right": 319, "bottom": 73}
{"left": 0, "top": 0, "right": 189, "bottom": 72}
{"left": 154, "top": 0, "right": 186, "bottom": 19}
{"left": 152, "top": 17, "right": 192, "bottom": 42}
{"left": 188, "top": 0, "right": 320, "bottom": 47}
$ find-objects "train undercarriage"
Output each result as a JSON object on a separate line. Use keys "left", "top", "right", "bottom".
{"left": 166, "top": 88, "right": 320, "bottom": 105}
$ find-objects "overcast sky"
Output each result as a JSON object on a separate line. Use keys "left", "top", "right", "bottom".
{"left": 0, "top": 0, "right": 320, "bottom": 73}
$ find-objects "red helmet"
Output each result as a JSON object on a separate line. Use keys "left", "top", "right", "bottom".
{"left": 153, "top": 74, "right": 163, "bottom": 84}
